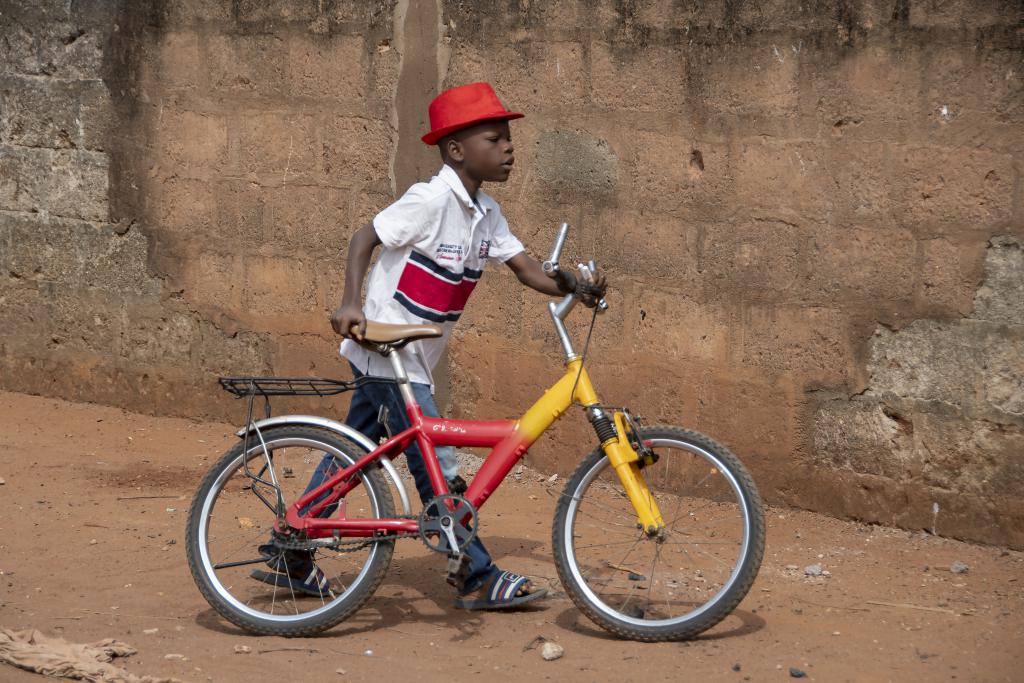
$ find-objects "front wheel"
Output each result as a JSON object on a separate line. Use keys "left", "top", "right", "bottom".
{"left": 552, "top": 426, "right": 765, "bottom": 641}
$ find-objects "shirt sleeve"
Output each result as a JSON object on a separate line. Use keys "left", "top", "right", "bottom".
{"left": 486, "top": 211, "right": 525, "bottom": 263}
{"left": 372, "top": 183, "right": 438, "bottom": 249}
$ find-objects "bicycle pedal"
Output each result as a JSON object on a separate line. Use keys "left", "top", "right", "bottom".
{"left": 445, "top": 553, "right": 470, "bottom": 587}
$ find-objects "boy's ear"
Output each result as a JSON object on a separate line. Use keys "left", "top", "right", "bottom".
{"left": 443, "top": 137, "right": 464, "bottom": 163}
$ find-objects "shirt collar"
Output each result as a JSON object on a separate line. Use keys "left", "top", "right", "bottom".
{"left": 438, "top": 164, "right": 491, "bottom": 214}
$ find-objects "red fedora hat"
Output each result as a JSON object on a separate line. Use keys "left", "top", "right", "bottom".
{"left": 421, "top": 82, "right": 523, "bottom": 145}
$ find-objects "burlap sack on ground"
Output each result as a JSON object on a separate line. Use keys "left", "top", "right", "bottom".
{"left": 0, "top": 628, "right": 183, "bottom": 683}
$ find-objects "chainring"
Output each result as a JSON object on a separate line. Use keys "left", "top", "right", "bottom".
{"left": 418, "top": 494, "right": 478, "bottom": 555}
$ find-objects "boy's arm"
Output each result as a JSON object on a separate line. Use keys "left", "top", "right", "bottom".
{"left": 504, "top": 252, "right": 607, "bottom": 304}
{"left": 330, "top": 221, "right": 382, "bottom": 340}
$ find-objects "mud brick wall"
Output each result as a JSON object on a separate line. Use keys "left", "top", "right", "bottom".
{"left": 1, "top": 1, "right": 1021, "bottom": 547}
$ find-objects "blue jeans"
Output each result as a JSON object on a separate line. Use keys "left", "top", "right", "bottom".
{"left": 302, "top": 363, "right": 496, "bottom": 593}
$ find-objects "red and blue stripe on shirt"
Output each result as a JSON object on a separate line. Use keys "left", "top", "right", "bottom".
{"left": 393, "top": 250, "right": 482, "bottom": 323}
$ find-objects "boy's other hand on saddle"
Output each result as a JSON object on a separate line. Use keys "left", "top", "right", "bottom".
{"left": 330, "top": 303, "right": 366, "bottom": 340}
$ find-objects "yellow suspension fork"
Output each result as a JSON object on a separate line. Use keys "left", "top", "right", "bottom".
{"left": 517, "top": 359, "right": 664, "bottom": 534}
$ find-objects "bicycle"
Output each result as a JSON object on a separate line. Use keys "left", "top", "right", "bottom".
{"left": 185, "top": 222, "right": 765, "bottom": 642}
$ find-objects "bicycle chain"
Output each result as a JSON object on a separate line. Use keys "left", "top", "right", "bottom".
{"left": 270, "top": 517, "right": 420, "bottom": 553}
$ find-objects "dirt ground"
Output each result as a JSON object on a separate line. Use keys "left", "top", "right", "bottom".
{"left": 1, "top": 391, "right": 1021, "bottom": 683}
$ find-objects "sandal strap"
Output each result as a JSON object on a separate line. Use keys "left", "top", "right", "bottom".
{"left": 489, "top": 570, "right": 529, "bottom": 603}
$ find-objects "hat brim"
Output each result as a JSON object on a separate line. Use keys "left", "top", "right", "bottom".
{"left": 421, "top": 112, "right": 524, "bottom": 146}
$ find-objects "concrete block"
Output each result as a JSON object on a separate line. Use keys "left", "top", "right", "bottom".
{"left": 733, "top": 141, "right": 831, "bottom": 220}
{"left": 37, "top": 22, "right": 105, "bottom": 79}
{"left": 233, "top": 112, "right": 318, "bottom": 177}
{"left": 624, "top": 131, "right": 734, "bottom": 215}
{"left": 736, "top": 305, "right": 851, "bottom": 380}
{"left": 177, "top": 250, "right": 244, "bottom": 312}
{"left": 157, "top": 31, "right": 201, "bottom": 91}
{"left": 243, "top": 255, "right": 319, "bottom": 315}
{"left": 590, "top": 42, "right": 686, "bottom": 113}
{"left": 235, "top": 0, "right": 321, "bottom": 24}
{"left": 701, "top": 42, "right": 799, "bottom": 119}
{"left": 606, "top": 211, "right": 703, "bottom": 287}
{"left": 699, "top": 219, "right": 806, "bottom": 302}
{"left": 0, "top": 23, "right": 40, "bottom": 75}
{"left": 5, "top": 215, "right": 155, "bottom": 295}
{"left": 261, "top": 184, "right": 351, "bottom": 253}
{"left": 268, "top": 332, "right": 346, "bottom": 376}
{"left": 119, "top": 310, "right": 201, "bottom": 365}
{"left": 156, "top": 177, "right": 218, "bottom": 239}
{"left": 534, "top": 130, "right": 617, "bottom": 200}
{"left": 158, "top": 0, "right": 232, "bottom": 25}
{"left": 804, "top": 46, "right": 924, "bottom": 139}
{"left": 869, "top": 320, "right": 1024, "bottom": 420}
{"left": 213, "top": 179, "right": 266, "bottom": 245}
{"left": 973, "top": 236, "right": 1024, "bottom": 325}
{"left": 800, "top": 225, "right": 917, "bottom": 306}
{"left": 320, "top": 116, "right": 393, "bottom": 189}
{"left": 204, "top": 33, "right": 288, "bottom": 98}
{"left": 194, "top": 321, "right": 270, "bottom": 376}
{"left": 159, "top": 109, "right": 228, "bottom": 171}
{"left": 895, "top": 145, "right": 1015, "bottom": 230}
{"left": 909, "top": 0, "right": 1016, "bottom": 28}
{"left": 812, "top": 398, "right": 918, "bottom": 480}
{"left": 0, "top": 76, "right": 80, "bottom": 148}
{"left": 287, "top": 33, "right": 366, "bottom": 108}
{"left": 77, "top": 80, "right": 114, "bottom": 152}
{"left": 914, "top": 411, "right": 1024, "bottom": 496}
{"left": 0, "top": 146, "right": 109, "bottom": 221}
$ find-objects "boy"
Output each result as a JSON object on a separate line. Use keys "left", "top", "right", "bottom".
{"left": 261, "top": 82, "right": 605, "bottom": 609}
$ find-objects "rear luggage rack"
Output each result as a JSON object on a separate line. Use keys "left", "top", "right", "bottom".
{"left": 219, "top": 376, "right": 397, "bottom": 398}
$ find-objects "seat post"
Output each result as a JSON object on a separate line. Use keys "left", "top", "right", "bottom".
{"left": 386, "top": 347, "right": 419, "bottom": 408}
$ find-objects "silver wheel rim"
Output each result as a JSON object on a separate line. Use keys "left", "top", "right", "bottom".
{"left": 197, "top": 437, "right": 383, "bottom": 623}
{"left": 563, "top": 436, "right": 753, "bottom": 628}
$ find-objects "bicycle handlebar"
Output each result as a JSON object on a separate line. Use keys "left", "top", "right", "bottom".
{"left": 542, "top": 222, "right": 570, "bottom": 274}
{"left": 544, "top": 222, "right": 608, "bottom": 313}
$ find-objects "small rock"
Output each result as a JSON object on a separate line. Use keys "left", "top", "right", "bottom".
{"left": 165, "top": 507, "right": 177, "bottom": 513}
{"left": 789, "top": 667, "right": 807, "bottom": 678}
{"left": 785, "top": 564, "right": 799, "bottom": 571}
{"left": 950, "top": 561, "right": 969, "bottom": 574}
{"left": 547, "top": 474, "right": 558, "bottom": 483}
{"left": 233, "top": 645, "right": 251, "bottom": 654}
{"left": 540, "top": 642, "right": 564, "bottom": 661}
{"left": 0, "top": 477, "right": 6, "bottom": 485}
{"left": 89, "top": 539, "right": 98, "bottom": 545}
{"left": 732, "top": 663, "right": 741, "bottom": 672}
{"left": 627, "top": 572, "right": 646, "bottom": 581}
{"left": 164, "top": 654, "right": 187, "bottom": 661}
{"left": 804, "top": 564, "right": 823, "bottom": 577}
{"left": 364, "top": 649, "right": 373, "bottom": 657}
{"left": 336, "top": 668, "right": 347, "bottom": 675}
{"left": 143, "top": 628, "right": 159, "bottom": 635}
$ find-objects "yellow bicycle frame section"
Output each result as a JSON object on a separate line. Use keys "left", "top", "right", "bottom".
{"left": 515, "top": 359, "right": 664, "bottom": 533}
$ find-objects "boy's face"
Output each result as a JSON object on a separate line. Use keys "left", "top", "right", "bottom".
{"left": 445, "top": 120, "right": 515, "bottom": 182}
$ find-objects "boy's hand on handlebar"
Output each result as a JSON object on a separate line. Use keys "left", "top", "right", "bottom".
{"left": 577, "top": 268, "right": 607, "bottom": 308}
{"left": 330, "top": 303, "right": 366, "bottom": 340}
{"left": 549, "top": 267, "right": 608, "bottom": 307}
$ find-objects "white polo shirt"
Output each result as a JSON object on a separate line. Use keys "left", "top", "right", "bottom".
{"left": 340, "top": 164, "right": 525, "bottom": 388}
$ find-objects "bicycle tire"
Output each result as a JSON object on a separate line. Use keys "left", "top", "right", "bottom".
{"left": 552, "top": 425, "right": 765, "bottom": 641}
{"left": 185, "top": 426, "right": 395, "bottom": 636}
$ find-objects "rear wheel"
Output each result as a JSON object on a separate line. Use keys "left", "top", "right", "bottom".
{"left": 552, "top": 426, "right": 765, "bottom": 641}
{"left": 185, "top": 427, "right": 395, "bottom": 636}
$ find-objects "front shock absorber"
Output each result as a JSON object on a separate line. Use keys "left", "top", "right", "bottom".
{"left": 587, "top": 406, "right": 618, "bottom": 445}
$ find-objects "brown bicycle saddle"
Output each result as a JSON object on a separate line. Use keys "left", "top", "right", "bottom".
{"left": 352, "top": 320, "right": 444, "bottom": 346}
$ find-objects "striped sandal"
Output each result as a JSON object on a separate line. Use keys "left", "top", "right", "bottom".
{"left": 249, "top": 544, "right": 335, "bottom": 598}
{"left": 454, "top": 569, "right": 547, "bottom": 610}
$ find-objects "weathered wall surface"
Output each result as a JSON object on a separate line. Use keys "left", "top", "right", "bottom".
{"left": 0, "top": 1, "right": 1021, "bottom": 546}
